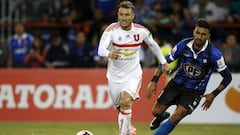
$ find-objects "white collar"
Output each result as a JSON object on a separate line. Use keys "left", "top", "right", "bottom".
{"left": 14, "top": 33, "right": 27, "bottom": 39}
{"left": 186, "top": 40, "right": 209, "bottom": 59}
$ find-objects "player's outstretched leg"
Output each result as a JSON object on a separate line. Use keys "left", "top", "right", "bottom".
{"left": 150, "top": 112, "right": 170, "bottom": 130}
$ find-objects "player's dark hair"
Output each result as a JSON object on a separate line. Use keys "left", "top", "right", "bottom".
{"left": 119, "top": 1, "right": 134, "bottom": 10}
{"left": 196, "top": 18, "right": 210, "bottom": 30}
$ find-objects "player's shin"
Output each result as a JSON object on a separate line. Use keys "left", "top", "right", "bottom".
{"left": 154, "top": 119, "right": 176, "bottom": 135}
{"left": 118, "top": 109, "right": 132, "bottom": 135}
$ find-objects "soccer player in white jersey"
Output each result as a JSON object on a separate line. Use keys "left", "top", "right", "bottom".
{"left": 98, "top": 1, "right": 171, "bottom": 135}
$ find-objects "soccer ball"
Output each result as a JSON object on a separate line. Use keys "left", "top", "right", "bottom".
{"left": 76, "top": 130, "right": 93, "bottom": 135}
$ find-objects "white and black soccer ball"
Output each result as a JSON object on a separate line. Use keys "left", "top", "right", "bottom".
{"left": 76, "top": 130, "right": 93, "bottom": 135}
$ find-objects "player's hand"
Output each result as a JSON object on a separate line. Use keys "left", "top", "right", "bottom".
{"left": 108, "top": 49, "right": 121, "bottom": 60}
{"left": 146, "top": 82, "right": 157, "bottom": 99}
{"left": 162, "top": 63, "right": 171, "bottom": 75}
{"left": 201, "top": 93, "right": 215, "bottom": 111}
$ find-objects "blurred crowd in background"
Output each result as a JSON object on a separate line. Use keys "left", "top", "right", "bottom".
{"left": 0, "top": 0, "right": 239, "bottom": 72}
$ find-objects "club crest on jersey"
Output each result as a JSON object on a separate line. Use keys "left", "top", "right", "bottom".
{"left": 133, "top": 34, "right": 139, "bottom": 41}
{"left": 203, "top": 58, "right": 207, "bottom": 63}
{"left": 183, "top": 63, "right": 205, "bottom": 78}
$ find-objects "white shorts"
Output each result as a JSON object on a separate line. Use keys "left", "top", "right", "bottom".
{"left": 108, "top": 77, "right": 142, "bottom": 108}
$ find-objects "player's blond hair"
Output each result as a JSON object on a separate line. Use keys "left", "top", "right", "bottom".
{"left": 118, "top": 1, "right": 134, "bottom": 11}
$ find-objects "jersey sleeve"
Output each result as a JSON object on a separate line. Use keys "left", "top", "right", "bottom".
{"left": 212, "top": 48, "right": 227, "bottom": 72}
{"left": 98, "top": 28, "right": 112, "bottom": 57}
{"left": 166, "top": 41, "right": 185, "bottom": 63}
{"left": 143, "top": 30, "right": 167, "bottom": 64}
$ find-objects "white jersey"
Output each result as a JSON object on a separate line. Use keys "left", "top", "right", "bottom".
{"left": 98, "top": 22, "right": 166, "bottom": 83}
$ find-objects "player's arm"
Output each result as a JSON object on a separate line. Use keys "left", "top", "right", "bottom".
{"left": 165, "top": 40, "right": 186, "bottom": 63}
{"left": 143, "top": 33, "right": 166, "bottom": 64}
{"left": 98, "top": 30, "right": 112, "bottom": 58}
{"left": 98, "top": 30, "right": 121, "bottom": 60}
{"left": 146, "top": 40, "right": 184, "bottom": 99}
{"left": 143, "top": 32, "right": 171, "bottom": 74}
{"left": 212, "top": 67, "right": 232, "bottom": 96}
{"left": 202, "top": 67, "right": 232, "bottom": 110}
{"left": 146, "top": 65, "right": 163, "bottom": 99}
{"left": 202, "top": 55, "right": 232, "bottom": 110}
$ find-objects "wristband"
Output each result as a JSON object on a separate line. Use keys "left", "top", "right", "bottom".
{"left": 151, "top": 75, "right": 160, "bottom": 83}
{"left": 211, "top": 89, "right": 221, "bottom": 97}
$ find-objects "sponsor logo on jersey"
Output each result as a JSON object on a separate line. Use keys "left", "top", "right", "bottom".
{"left": 183, "top": 63, "right": 205, "bottom": 78}
{"left": 121, "top": 49, "right": 136, "bottom": 56}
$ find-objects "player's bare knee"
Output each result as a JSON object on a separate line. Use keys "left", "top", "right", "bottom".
{"left": 119, "top": 98, "right": 131, "bottom": 109}
{"left": 152, "top": 108, "right": 161, "bottom": 116}
{"left": 152, "top": 103, "right": 166, "bottom": 116}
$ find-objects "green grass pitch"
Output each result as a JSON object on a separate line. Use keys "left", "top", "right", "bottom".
{"left": 0, "top": 122, "right": 239, "bottom": 135}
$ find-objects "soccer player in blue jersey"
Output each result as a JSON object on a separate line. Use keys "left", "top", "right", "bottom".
{"left": 146, "top": 18, "right": 232, "bottom": 135}
{"left": 7, "top": 23, "right": 33, "bottom": 68}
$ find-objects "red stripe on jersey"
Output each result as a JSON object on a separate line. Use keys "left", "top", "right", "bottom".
{"left": 105, "top": 23, "right": 120, "bottom": 32}
{"left": 133, "top": 23, "right": 147, "bottom": 30}
{"left": 112, "top": 42, "right": 142, "bottom": 47}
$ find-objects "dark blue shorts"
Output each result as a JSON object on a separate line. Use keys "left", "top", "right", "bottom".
{"left": 157, "top": 80, "right": 205, "bottom": 114}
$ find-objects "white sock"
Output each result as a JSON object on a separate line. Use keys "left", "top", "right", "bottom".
{"left": 118, "top": 109, "right": 132, "bottom": 135}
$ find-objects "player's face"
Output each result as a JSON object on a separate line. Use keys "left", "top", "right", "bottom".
{"left": 193, "top": 26, "right": 210, "bottom": 49}
{"left": 118, "top": 7, "right": 135, "bottom": 30}
{"left": 15, "top": 23, "right": 25, "bottom": 35}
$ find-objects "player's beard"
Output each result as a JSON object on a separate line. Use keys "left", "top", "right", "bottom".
{"left": 194, "top": 39, "right": 205, "bottom": 49}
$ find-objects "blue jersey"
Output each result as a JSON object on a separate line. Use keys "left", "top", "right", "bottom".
{"left": 165, "top": 38, "right": 227, "bottom": 91}
{"left": 8, "top": 33, "right": 33, "bottom": 66}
